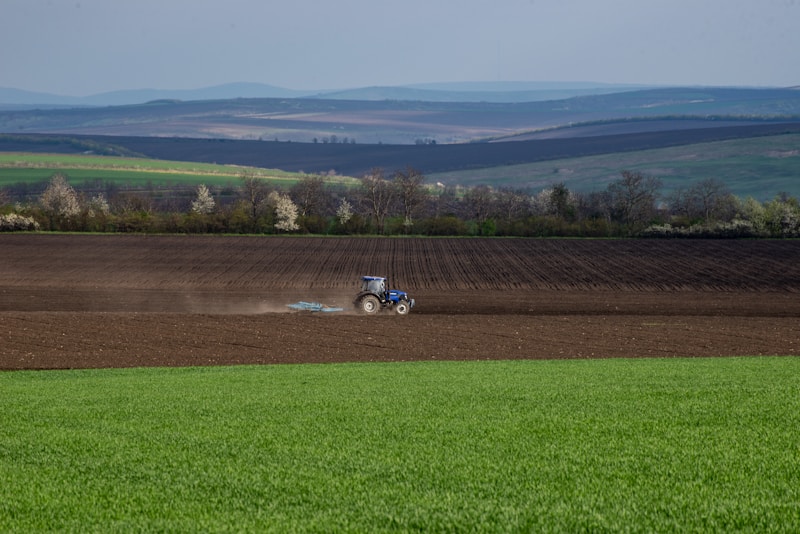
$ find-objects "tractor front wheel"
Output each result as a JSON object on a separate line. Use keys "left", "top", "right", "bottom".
{"left": 360, "top": 295, "right": 380, "bottom": 315}
{"left": 394, "top": 300, "right": 411, "bottom": 315}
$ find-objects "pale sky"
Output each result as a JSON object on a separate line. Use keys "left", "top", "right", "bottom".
{"left": 2, "top": 0, "right": 799, "bottom": 96}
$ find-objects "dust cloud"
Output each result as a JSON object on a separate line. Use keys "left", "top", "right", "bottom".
{"left": 0, "top": 288, "right": 358, "bottom": 315}
{"left": 179, "top": 290, "right": 357, "bottom": 315}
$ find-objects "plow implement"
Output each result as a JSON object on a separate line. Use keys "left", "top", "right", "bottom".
{"left": 286, "top": 301, "right": 345, "bottom": 313}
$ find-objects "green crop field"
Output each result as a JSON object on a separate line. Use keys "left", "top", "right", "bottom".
{"left": 1, "top": 357, "right": 798, "bottom": 531}
{"left": 430, "top": 134, "right": 800, "bottom": 200}
{"left": 0, "top": 153, "right": 352, "bottom": 189}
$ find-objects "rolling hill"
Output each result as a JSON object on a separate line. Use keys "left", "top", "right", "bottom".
{"left": 1, "top": 87, "right": 799, "bottom": 145}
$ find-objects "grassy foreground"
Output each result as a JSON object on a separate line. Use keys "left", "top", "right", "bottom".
{"left": 1, "top": 357, "right": 798, "bottom": 532}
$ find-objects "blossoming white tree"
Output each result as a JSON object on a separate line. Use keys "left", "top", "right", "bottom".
{"left": 191, "top": 184, "right": 216, "bottom": 215}
{"left": 87, "top": 193, "right": 110, "bottom": 218}
{"left": 269, "top": 191, "right": 299, "bottom": 232}
{"left": 40, "top": 173, "right": 80, "bottom": 220}
{"left": 336, "top": 198, "right": 353, "bottom": 225}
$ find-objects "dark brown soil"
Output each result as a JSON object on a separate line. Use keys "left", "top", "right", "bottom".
{"left": 2, "top": 235, "right": 798, "bottom": 370}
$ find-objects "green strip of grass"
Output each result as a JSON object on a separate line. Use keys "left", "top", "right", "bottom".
{"left": 0, "top": 152, "right": 233, "bottom": 170}
{"left": 1, "top": 357, "right": 798, "bottom": 531}
{"left": 0, "top": 167, "right": 250, "bottom": 188}
{"left": 0, "top": 152, "right": 357, "bottom": 188}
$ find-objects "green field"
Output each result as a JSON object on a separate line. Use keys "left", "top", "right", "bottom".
{"left": 3, "top": 133, "right": 799, "bottom": 200}
{"left": 430, "top": 134, "right": 800, "bottom": 199}
{"left": 0, "top": 153, "right": 353, "bottom": 189}
{"left": 2, "top": 357, "right": 798, "bottom": 531}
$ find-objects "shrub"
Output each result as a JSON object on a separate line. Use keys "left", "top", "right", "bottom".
{"left": 417, "top": 216, "right": 468, "bottom": 236}
{"left": 0, "top": 213, "right": 40, "bottom": 231}
{"left": 640, "top": 220, "right": 764, "bottom": 238}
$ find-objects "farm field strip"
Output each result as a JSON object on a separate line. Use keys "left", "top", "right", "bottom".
{"left": 0, "top": 152, "right": 334, "bottom": 188}
{"left": 2, "top": 312, "right": 798, "bottom": 370}
{"left": 3, "top": 235, "right": 798, "bottom": 293}
{"left": 0, "top": 152, "right": 296, "bottom": 176}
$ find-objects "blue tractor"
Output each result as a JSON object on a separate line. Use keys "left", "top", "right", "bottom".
{"left": 354, "top": 276, "right": 415, "bottom": 315}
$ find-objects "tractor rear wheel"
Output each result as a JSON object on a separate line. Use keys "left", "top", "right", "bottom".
{"left": 360, "top": 295, "right": 380, "bottom": 315}
{"left": 394, "top": 300, "right": 410, "bottom": 315}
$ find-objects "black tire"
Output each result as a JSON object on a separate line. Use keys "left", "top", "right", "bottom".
{"left": 360, "top": 295, "right": 380, "bottom": 315}
{"left": 395, "top": 300, "right": 410, "bottom": 315}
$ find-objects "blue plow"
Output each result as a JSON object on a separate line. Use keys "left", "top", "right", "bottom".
{"left": 286, "top": 301, "right": 344, "bottom": 313}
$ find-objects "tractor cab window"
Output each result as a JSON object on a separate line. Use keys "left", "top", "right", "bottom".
{"left": 363, "top": 278, "right": 385, "bottom": 294}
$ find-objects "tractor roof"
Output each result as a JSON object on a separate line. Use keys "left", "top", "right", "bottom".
{"left": 361, "top": 275, "right": 386, "bottom": 281}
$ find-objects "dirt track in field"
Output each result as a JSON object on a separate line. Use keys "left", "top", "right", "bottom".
{"left": 1, "top": 235, "right": 798, "bottom": 370}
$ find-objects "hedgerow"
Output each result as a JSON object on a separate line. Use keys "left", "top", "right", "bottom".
{"left": 2, "top": 169, "right": 799, "bottom": 237}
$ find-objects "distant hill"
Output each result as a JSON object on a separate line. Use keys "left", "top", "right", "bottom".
{"left": 311, "top": 81, "right": 650, "bottom": 103}
{"left": 0, "top": 83, "right": 311, "bottom": 109}
{"left": 2, "top": 87, "right": 799, "bottom": 145}
{"left": 1, "top": 81, "right": 659, "bottom": 108}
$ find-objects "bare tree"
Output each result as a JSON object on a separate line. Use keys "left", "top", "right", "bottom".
{"left": 238, "top": 171, "right": 270, "bottom": 222}
{"left": 359, "top": 168, "right": 394, "bottom": 233}
{"left": 577, "top": 190, "right": 612, "bottom": 221}
{"left": 688, "top": 178, "right": 733, "bottom": 222}
{"left": 666, "top": 186, "right": 691, "bottom": 220}
{"left": 424, "top": 184, "right": 459, "bottom": 219}
{"left": 290, "top": 175, "right": 325, "bottom": 218}
{"left": 393, "top": 166, "right": 426, "bottom": 232}
{"left": 493, "top": 187, "right": 530, "bottom": 223}
{"left": 463, "top": 185, "right": 495, "bottom": 227}
{"left": 113, "top": 192, "right": 153, "bottom": 215}
{"left": 606, "top": 171, "right": 662, "bottom": 231}
{"left": 668, "top": 178, "right": 735, "bottom": 223}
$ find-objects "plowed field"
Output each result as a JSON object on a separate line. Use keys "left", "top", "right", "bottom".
{"left": 2, "top": 235, "right": 798, "bottom": 369}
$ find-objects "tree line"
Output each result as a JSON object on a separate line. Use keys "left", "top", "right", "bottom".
{"left": 1, "top": 168, "right": 799, "bottom": 237}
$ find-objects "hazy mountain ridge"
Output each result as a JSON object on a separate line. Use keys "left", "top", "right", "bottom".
{"left": 0, "top": 81, "right": 656, "bottom": 108}
{"left": 0, "top": 82, "right": 309, "bottom": 108}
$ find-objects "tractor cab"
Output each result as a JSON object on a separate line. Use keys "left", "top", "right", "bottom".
{"left": 361, "top": 276, "right": 387, "bottom": 297}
